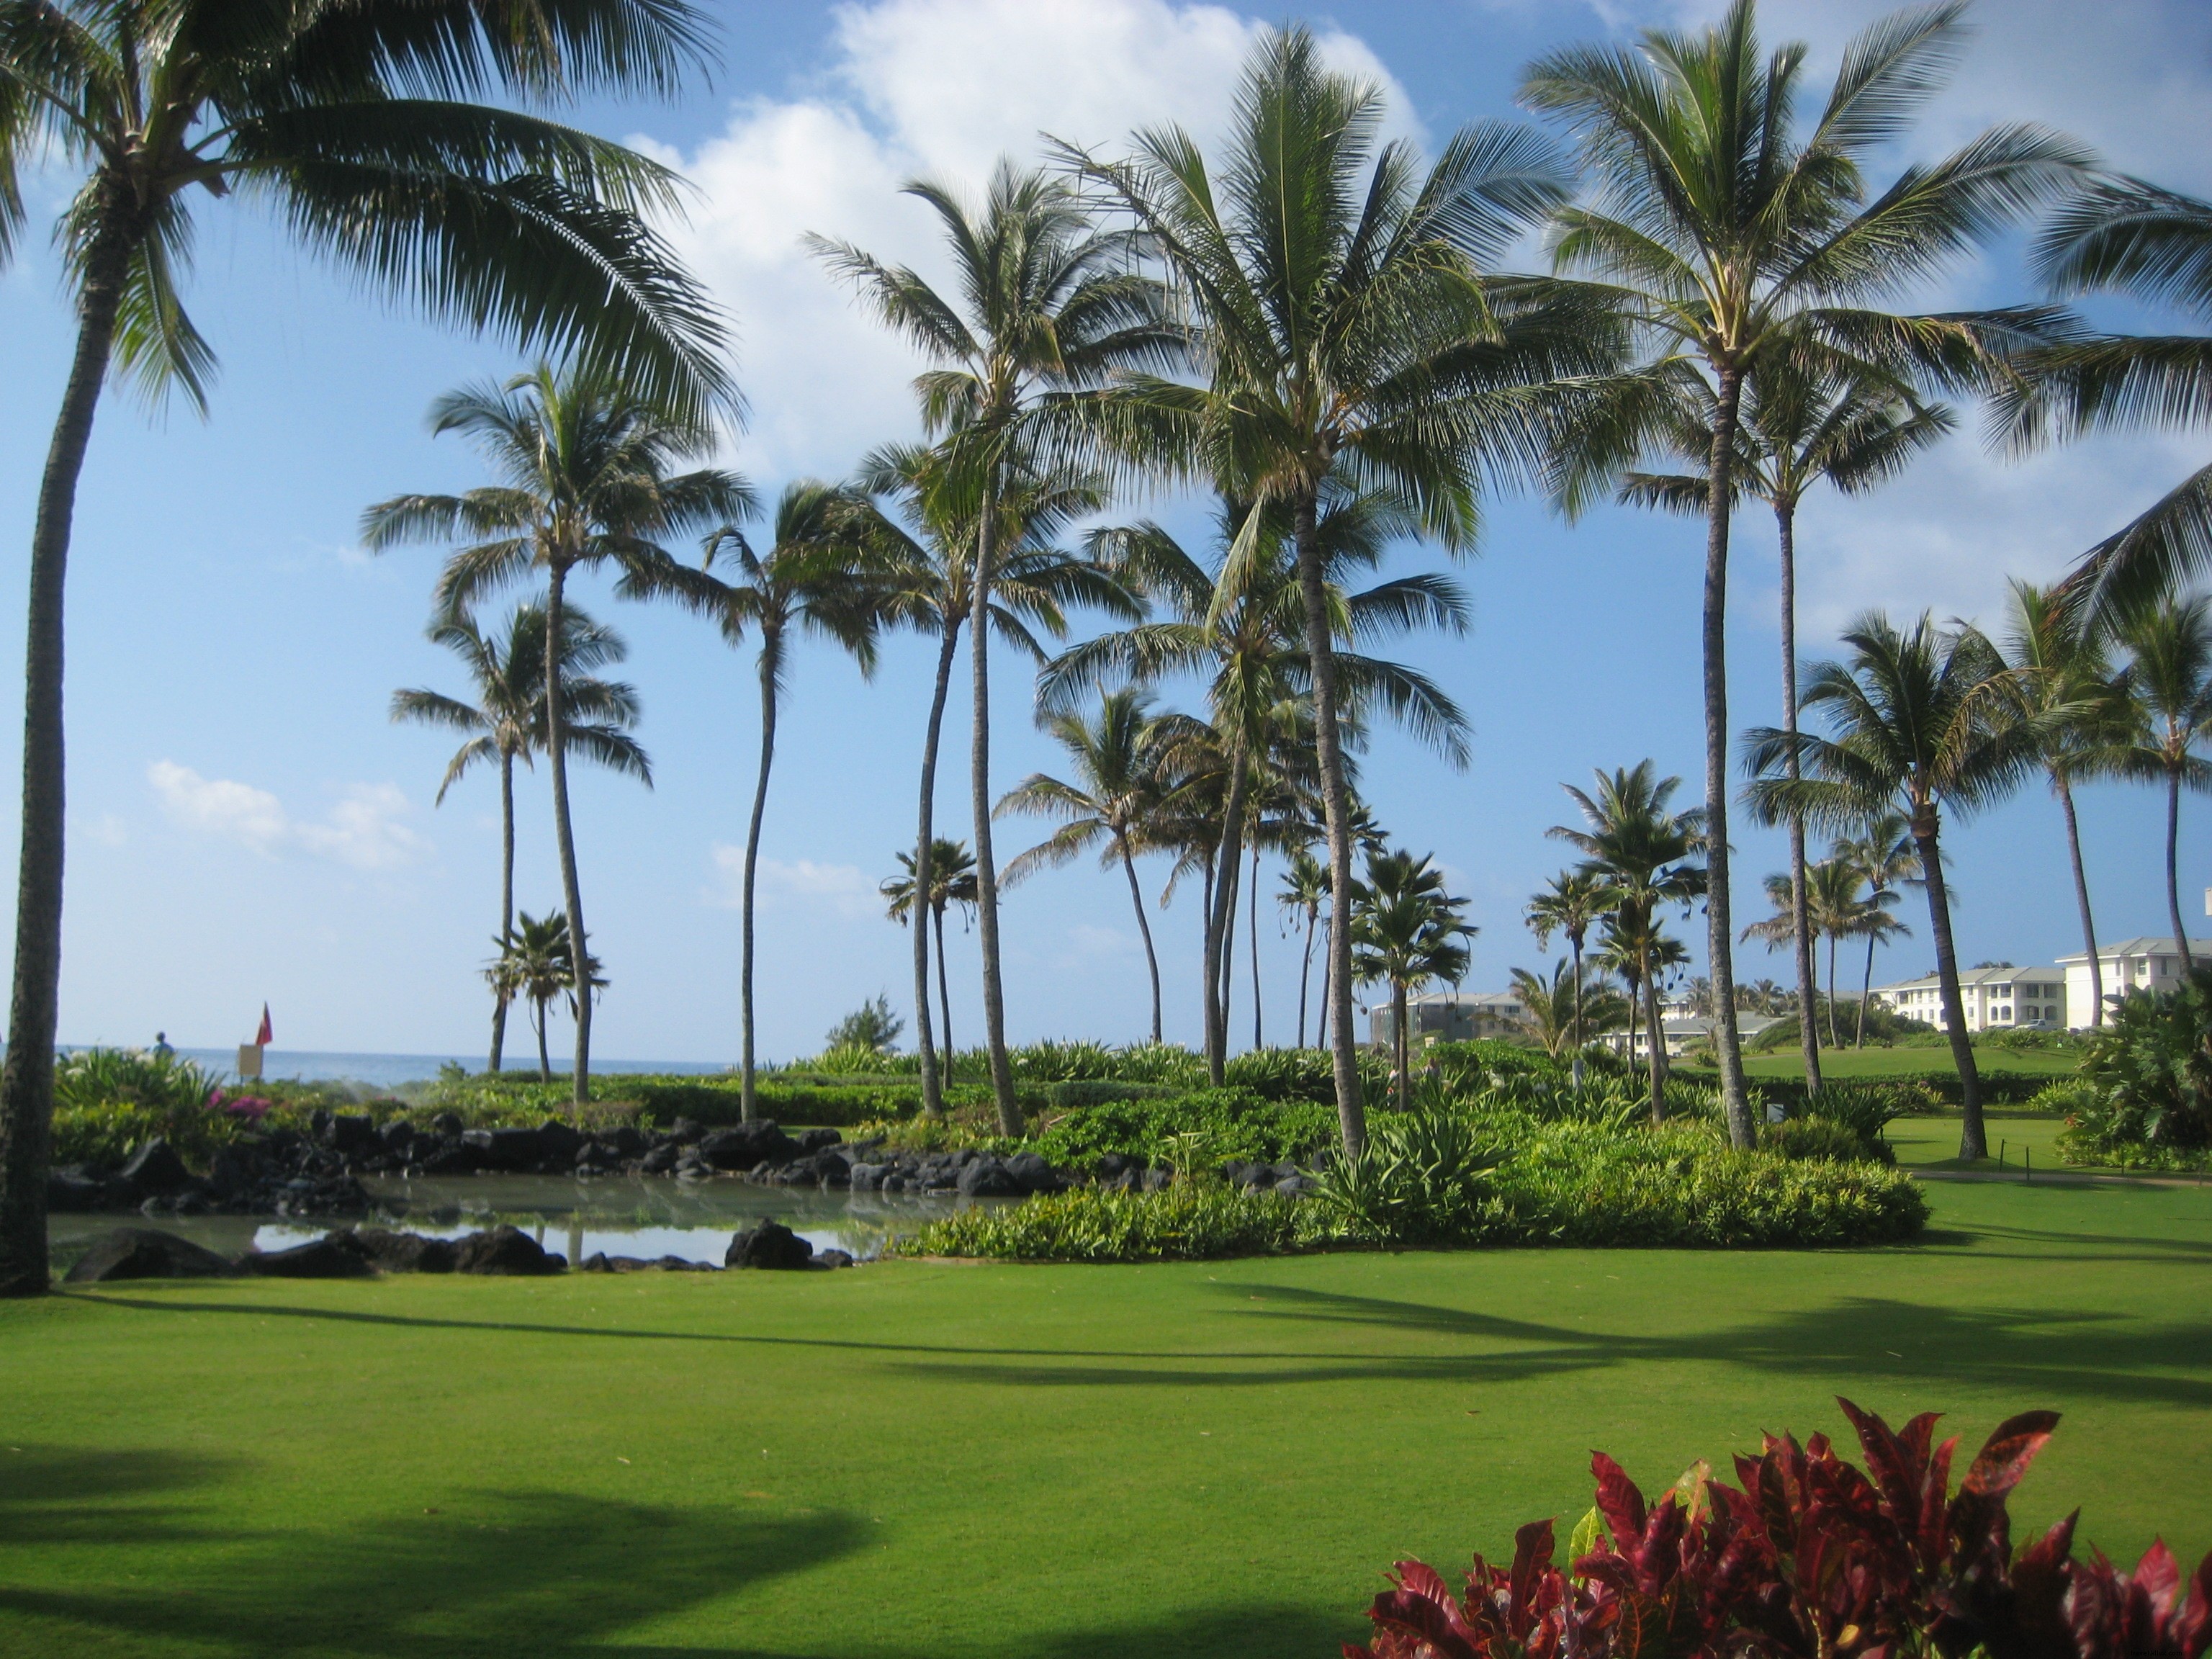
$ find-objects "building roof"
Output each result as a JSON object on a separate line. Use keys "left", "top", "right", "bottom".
{"left": 1875, "top": 963, "right": 2066, "bottom": 994}
{"left": 1401, "top": 989, "right": 1524, "bottom": 1009}
{"left": 2052, "top": 937, "right": 2208, "bottom": 963}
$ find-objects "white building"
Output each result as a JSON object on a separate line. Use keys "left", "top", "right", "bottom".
{"left": 2054, "top": 937, "right": 2206, "bottom": 1027}
{"left": 1365, "top": 989, "right": 1527, "bottom": 1046}
{"left": 1609, "top": 1013, "right": 1780, "bottom": 1061}
{"left": 1871, "top": 963, "right": 2068, "bottom": 1033}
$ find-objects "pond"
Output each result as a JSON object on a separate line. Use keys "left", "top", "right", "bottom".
{"left": 48, "top": 1174, "right": 979, "bottom": 1272}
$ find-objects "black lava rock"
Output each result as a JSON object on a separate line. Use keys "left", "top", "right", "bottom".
{"left": 956, "top": 1157, "right": 1023, "bottom": 1198}
{"left": 117, "top": 1138, "right": 195, "bottom": 1200}
{"left": 237, "top": 1234, "right": 374, "bottom": 1278}
{"left": 725, "top": 1219, "right": 813, "bottom": 1270}
{"left": 796, "top": 1128, "right": 845, "bottom": 1153}
{"left": 700, "top": 1122, "right": 799, "bottom": 1170}
{"left": 63, "top": 1227, "right": 238, "bottom": 1283}
{"left": 353, "top": 1228, "right": 458, "bottom": 1273}
{"left": 45, "top": 1166, "right": 105, "bottom": 1212}
{"left": 454, "top": 1225, "right": 562, "bottom": 1275}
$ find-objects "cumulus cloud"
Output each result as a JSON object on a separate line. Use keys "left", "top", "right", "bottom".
{"left": 711, "top": 846, "right": 878, "bottom": 917}
{"left": 149, "top": 763, "right": 428, "bottom": 871}
{"left": 660, "top": 0, "right": 1417, "bottom": 481}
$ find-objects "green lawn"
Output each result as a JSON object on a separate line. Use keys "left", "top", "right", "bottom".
{"left": 1735, "top": 1044, "right": 2081, "bottom": 1082}
{"left": 4, "top": 1177, "right": 2208, "bottom": 1659}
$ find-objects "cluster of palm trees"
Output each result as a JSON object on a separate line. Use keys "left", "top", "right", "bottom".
{"left": 4, "top": 1, "right": 2211, "bottom": 1298}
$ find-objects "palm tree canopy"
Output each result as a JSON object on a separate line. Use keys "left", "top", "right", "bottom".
{"left": 1527, "top": 868, "right": 1614, "bottom": 950}
{"left": 0, "top": 0, "right": 732, "bottom": 420}
{"left": 1998, "top": 578, "right": 2135, "bottom": 790}
{"left": 883, "top": 839, "right": 979, "bottom": 924}
{"left": 996, "top": 689, "right": 1184, "bottom": 884}
{"left": 1351, "top": 849, "right": 1477, "bottom": 992}
{"left": 2107, "top": 595, "right": 2212, "bottom": 793}
{"left": 1509, "top": 959, "right": 1629, "bottom": 1056}
{"left": 1549, "top": 760, "right": 1707, "bottom": 912}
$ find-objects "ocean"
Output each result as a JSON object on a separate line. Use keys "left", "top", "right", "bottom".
{"left": 153, "top": 1049, "right": 734, "bottom": 1089}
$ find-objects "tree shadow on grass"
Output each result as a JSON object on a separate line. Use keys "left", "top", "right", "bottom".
{"left": 0, "top": 1444, "right": 238, "bottom": 1547}
{"left": 0, "top": 1483, "right": 863, "bottom": 1659}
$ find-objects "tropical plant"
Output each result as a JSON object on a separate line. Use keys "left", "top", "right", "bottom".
{"left": 825, "top": 995, "right": 905, "bottom": 1058}
{"left": 1063, "top": 24, "right": 1602, "bottom": 1155}
{"left": 1532, "top": 0, "right": 2085, "bottom": 1149}
{"left": 391, "top": 601, "right": 647, "bottom": 1072}
{"left": 1619, "top": 358, "right": 1953, "bottom": 1091}
{"left": 636, "top": 481, "right": 891, "bottom": 1120}
{"left": 0, "top": 0, "right": 732, "bottom": 1297}
{"left": 1746, "top": 613, "right": 2039, "bottom": 1158}
{"left": 1348, "top": 1401, "right": 2211, "bottom": 1659}
{"left": 811, "top": 161, "right": 1169, "bottom": 1137}
{"left": 2107, "top": 595, "right": 2212, "bottom": 974}
{"left": 858, "top": 441, "right": 1136, "bottom": 1118}
{"left": 2067, "top": 964, "right": 2212, "bottom": 1156}
{"left": 1351, "top": 850, "right": 1478, "bottom": 1113}
{"left": 1279, "top": 849, "right": 1331, "bottom": 1050}
{"left": 491, "top": 910, "right": 598, "bottom": 1083}
{"left": 997, "top": 690, "right": 1182, "bottom": 1043}
{"left": 1509, "top": 961, "right": 1629, "bottom": 1062}
{"left": 1051, "top": 489, "right": 1470, "bottom": 1080}
{"left": 2012, "top": 175, "right": 2212, "bottom": 616}
{"left": 1527, "top": 869, "right": 1614, "bottom": 1084}
{"left": 2000, "top": 580, "right": 2134, "bottom": 1022}
{"left": 1552, "top": 763, "right": 1706, "bottom": 1125}
{"left": 1833, "top": 810, "right": 1923, "bottom": 1046}
{"left": 882, "top": 838, "right": 978, "bottom": 1082}
{"left": 364, "top": 365, "right": 750, "bottom": 1107}
{"left": 1308, "top": 1112, "right": 1502, "bottom": 1246}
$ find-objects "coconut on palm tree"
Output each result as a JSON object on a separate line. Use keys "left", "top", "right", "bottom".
{"left": 2107, "top": 596, "right": 2212, "bottom": 972}
{"left": 364, "top": 365, "right": 751, "bottom": 1107}
{"left": 1530, "top": 0, "right": 2086, "bottom": 1147}
{"left": 1550, "top": 763, "right": 1706, "bottom": 1123}
{"left": 634, "top": 482, "right": 892, "bottom": 1120}
{"left": 1527, "top": 869, "right": 1614, "bottom": 1084}
{"left": 1351, "top": 850, "right": 1477, "bottom": 1115}
{"left": 0, "top": 0, "right": 731, "bottom": 1296}
{"left": 1048, "top": 490, "right": 1470, "bottom": 1082}
{"left": 392, "top": 601, "right": 648, "bottom": 1071}
{"left": 859, "top": 442, "right": 1136, "bottom": 1120}
{"left": 1063, "top": 25, "right": 1601, "bottom": 1154}
{"left": 1746, "top": 613, "right": 2039, "bottom": 1158}
{"left": 882, "top": 839, "right": 978, "bottom": 1081}
{"left": 811, "top": 162, "right": 1170, "bottom": 1137}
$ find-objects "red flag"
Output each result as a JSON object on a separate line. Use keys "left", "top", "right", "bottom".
{"left": 256, "top": 1004, "right": 273, "bottom": 1047}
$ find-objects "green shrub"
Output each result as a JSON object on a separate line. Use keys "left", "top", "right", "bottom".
{"left": 2067, "top": 967, "right": 2212, "bottom": 1154}
{"left": 1763, "top": 1114, "right": 1894, "bottom": 1166}
{"left": 1042, "top": 1079, "right": 1185, "bottom": 1110}
{"left": 53, "top": 1047, "right": 221, "bottom": 1115}
{"left": 894, "top": 1179, "right": 1302, "bottom": 1262}
{"left": 1221, "top": 1047, "right": 1337, "bottom": 1101}
{"left": 1308, "top": 1113, "right": 1501, "bottom": 1244}
{"left": 1029, "top": 1089, "right": 1338, "bottom": 1169}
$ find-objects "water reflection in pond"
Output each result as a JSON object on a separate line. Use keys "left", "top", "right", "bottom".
{"left": 47, "top": 1173, "right": 983, "bottom": 1270}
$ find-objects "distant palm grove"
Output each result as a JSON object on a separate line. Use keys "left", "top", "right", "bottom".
{"left": 1, "top": 0, "right": 2208, "bottom": 1295}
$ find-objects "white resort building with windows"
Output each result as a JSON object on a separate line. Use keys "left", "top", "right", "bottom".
{"left": 1871, "top": 937, "right": 2205, "bottom": 1032}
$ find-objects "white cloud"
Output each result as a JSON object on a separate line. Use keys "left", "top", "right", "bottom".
{"left": 148, "top": 763, "right": 428, "bottom": 871}
{"left": 711, "top": 845, "right": 879, "bottom": 917}
{"left": 662, "top": 0, "right": 1420, "bottom": 481}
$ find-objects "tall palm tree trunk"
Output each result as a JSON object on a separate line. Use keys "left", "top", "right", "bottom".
{"left": 1858, "top": 924, "right": 1877, "bottom": 1048}
{"left": 1702, "top": 371, "right": 1754, "bottom": 1148}
{"left": 0, "top": 221, "right": 132, "bottom": 1297}
{"left": 1117, "top": 836, "right": 1164, "bottom": 1043}
{"left": 738, "top": 647, "right": 779, "bottom": 1122}
{"left": 2057, "top": 780, "right": 2103, "bottom": 1026}
{"left": 1825, "top": 932, "right": 1840, "bottom": 1048}
{"left": 2165, "top": 768, "right": 2193, "bottom": 973}
{"left": 1249, "top": 839, "right": 1264, "bottom": 1049}
{"left": 1914, "top": 813, "right": 1985, "bottom": 1157}
{"left": 1316, "top": 909, "right": 1332, "bottom": 1049}
{"left": 534, "top": 997, "right": 552, "bottom": 1082}
{"left": 912, "top": 620, "right": 961, "bottom": 1116}
{"left": 967, "top": 497, "right": 1021, "bottom": 1135}
{"left": 1568, "top": 936, "right": 1586, "bottom": 1089}
{"left": 1297, "top": 905, "right": 1317, "bottom": 1049}
{"left": 543, "top": 561, "right": 591, "bottom": 1108}
{"left": 1204, "top": 753, "right": 1251, "bottom": 1083}
{"left": 1393, "top": 981, "right": 1409, "bottom": 1114}
{"left": 1217, "top": 837, "right": 1238, "bottom": 1043}
{"left": 1776, "top": 498, "right": 1825, "bottom": 1094}
{"left": 490, "top": 752, "right": 516, "bottom": 1073}
{"left": 1294, "top": 493, "right": 1365, "bottom": 1154}
{"left": 1641, "top": 948, "right": 1667, "bottom": 1125}
{"left": 933, "top": 902, "right": 955, "bottom": 1078}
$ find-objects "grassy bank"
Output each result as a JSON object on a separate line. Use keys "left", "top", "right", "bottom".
{"left": 1735, "top": 1043, "right": 2081, "bottom": 1082}
{"left": 3, "top": 1178, "right": 2206, "bottom": 1659}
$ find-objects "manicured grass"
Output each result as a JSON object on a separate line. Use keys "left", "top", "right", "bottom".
{"left": 1734, "top": 1044, "right": 2081, "bottom": 1082}
{"left": 1887, "top": 1110, "right": 2073, "bottom": 1172}
{"left": 4, "top": 1177, "right": 2208, "bottom": 1659}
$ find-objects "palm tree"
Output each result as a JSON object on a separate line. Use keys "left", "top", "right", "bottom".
{"left": 1529, "top": 0, "right": 2085, "bottom": 1148}
{"left": 811, "top": 163, "right": 1169, "bottom": 1138}
{"left": 1833, "top": 811, "right": 1921, "bottom": 1047}
{"left": 1551, "top": 763, "right": 1706, "bottom": 1123}
{"left": 1617, "top": 359, "right": 1952, "bottom": 1092}
{"left": 1745, "top": 613, "right": 2039, "bottom": 1159}
{"left": 392, "top": 601, "right": 647, "bottom": 1072}
{"left": 494, "top": 909, "right": 602, "bottom": 1084}
{"left": 860, "top": 442, "right": 1135, "bottom": 1120}
{"left": 1278, "top": 849, "right": 1331, "bottom": 1049}
{"left": 1063, "top": 25, "right": 1600, "bottom": 1156}
{"left": 1048, "top": 490, "right": 1470, "bottom": 1082}
{"left": 0, "top": 0, "right": 730, "bottom": 1298}
{"left": 1509, "top": 961, "right": 1629, "bottom": 1063}
{"left": 2108, "top": 597, "right": 2212, "bottom": 972}
{"left": 2013, "top": 178, "right": 2212, "bottom": 616}
{"left": 996, "top": 690, "right": 1180, "bottom": 1043}
{"left": 1527, "top": 868, "right": 1614, "bottom": 1084}
{"left": 636, "top": 482, "right": 890, "bottom": 1121}
{"left": 363, "top": 366, "right": 750, "bottom": 1107}
{"left": 882, "top": 839, "right": 978, "bottom": 1080}
{"left": 2000, "top": 580, "right": 2134, "bottom": 1022}
{"left": 1351, "top": 850, "right": 1476, "bottom": 1115}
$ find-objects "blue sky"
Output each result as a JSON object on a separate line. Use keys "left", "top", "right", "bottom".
{"left": 0, "top": 0, "right": 2206, "bottom": 1063}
